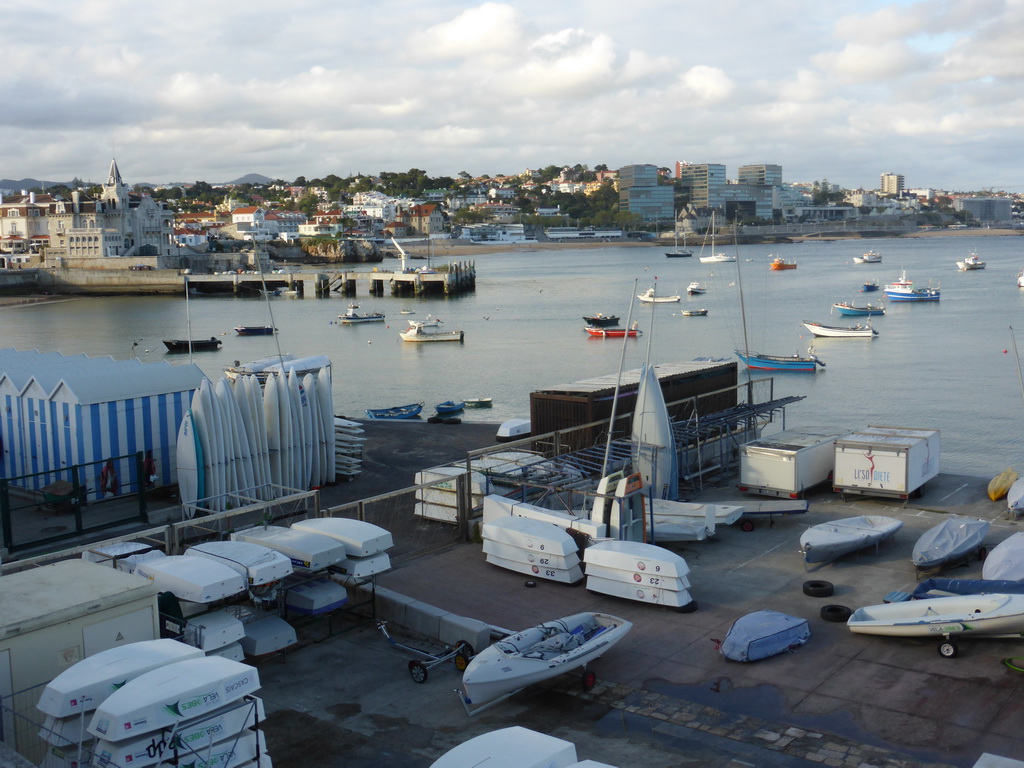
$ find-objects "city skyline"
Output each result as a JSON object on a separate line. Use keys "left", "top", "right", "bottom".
{"left": 4, "top": 1, "right": 1022, "bottom": 192}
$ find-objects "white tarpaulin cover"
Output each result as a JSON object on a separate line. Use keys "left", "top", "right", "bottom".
{"left": 720, "top": 609, "right": 810, "bottom": 662}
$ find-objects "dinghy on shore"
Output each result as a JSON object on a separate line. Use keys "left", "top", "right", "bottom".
{"left": 912, "top": 517, "right": 990, "bottom": 572}
{"left": 800, "top": 515, "right": 902, "bottom": 567}
{"left": 458, "top": 612, "right": 631, "bottom": 714}
{"left": 847, "top": 594, "right": 1024, "bottom": 657}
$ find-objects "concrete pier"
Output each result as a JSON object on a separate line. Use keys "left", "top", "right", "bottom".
{"left": 330, "top": 261, "right": 476, "bottom": 298}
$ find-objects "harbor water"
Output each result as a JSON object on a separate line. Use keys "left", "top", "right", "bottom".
{"left": 3, "top": 234, "right": 1023, "bottom": 477}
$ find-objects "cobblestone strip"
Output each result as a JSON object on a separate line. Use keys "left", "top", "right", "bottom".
{"left": 545, "top": 678, "right": 957, "bottom": 768}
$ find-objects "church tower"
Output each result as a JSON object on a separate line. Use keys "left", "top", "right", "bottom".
{"left": 101, "top": 158, "right": 131, "bottom": 210}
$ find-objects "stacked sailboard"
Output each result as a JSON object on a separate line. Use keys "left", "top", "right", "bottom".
{"left": 177, "top": 364, "right": 335, "bottom": 516}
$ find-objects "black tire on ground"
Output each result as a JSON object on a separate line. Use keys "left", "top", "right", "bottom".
{"left": 820, "top": 604, "right": 852, "bottom": 622}
{"left": 408, "top": 660, "right": 428, "bottom": 683}
{"left": 741, "top": 520, "right": 755, "bottom": 532}
{"left": 938, "top": 640, "right": 959, "bottom": 658}
{"left": 803, "top": 579, "right": 835, "bottom": 598}
{"left": 676, "top": 600, "right": 699, "bottom": 614}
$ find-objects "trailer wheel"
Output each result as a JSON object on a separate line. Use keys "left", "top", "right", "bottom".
{"left": 741, "top": 520, "right": 755, "bottom": 532}
{"left": 803, "top": 580, "right": 835, "bottom": 598}
{"left": 938, "top": 640, "right": 959, "bottom": 658}
{"left": 581, "top": 669, "right": 597, "bottom": 690}
{"left": 408, "top": 660, "right": 428, "bottom": 683}
{"left": 820, "top": 604, "right": 852, "bottom": 622}
{"left": 454, "top": 641, "right": 474, "bottom": 671}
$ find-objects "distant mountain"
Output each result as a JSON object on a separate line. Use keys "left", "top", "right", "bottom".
{"left": 226, "top": 173, "right": 275, "bottom": 185}
{"left": 0, "top": 178, "right": 61, "bottom": 192}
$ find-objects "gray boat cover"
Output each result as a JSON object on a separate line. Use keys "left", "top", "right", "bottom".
{"left": 911, "top": 517, "right": 989, "bottom": 569}
{"left": 911, "top": 577, "right": 1024, "bottom": 600}
{"left": 720, "top": 609, "right": 810, "bottom": 662}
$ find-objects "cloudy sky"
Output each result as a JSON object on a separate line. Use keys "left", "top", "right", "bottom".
{"left": 4, "top": 1, "right": 1022, "bottom": 191}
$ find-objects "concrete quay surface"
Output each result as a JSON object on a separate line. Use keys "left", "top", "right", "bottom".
{"left": 252, "top": 423, "right": 1024, "bottom": 768}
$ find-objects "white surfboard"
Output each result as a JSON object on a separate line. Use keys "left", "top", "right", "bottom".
{"left": 302, "top": 373, "right": 322, "bottom": 489}
{"left": 288, "top": 371, "right": 311, "bottom": 490}
{"left": 263, "top": 374, "right": 282, "bottom": 492}
{"left": 317, "top": 366, "right": 336, "bottom": 483}
{"left": 276, "top": 373, "right": 295, "bottom": 490}
{"left": 217, "top": 378, "right": 255, "bottom": 498}
{"left": 244, "top": 374, "right": 271, "bottom": 499}
{"left": 87, "top": 657, "right": 260, "bottom": 742}
{"left": 175, "top": 408, "right": 203, "bottom": 509}
{"left": 191, "top": 380, "right": 219, "bottom": 511}
{"left": 233, "top": 376, "right": 264, "bottom": 500}
{"left": 37, "top": 640, "right": 203, "bottom": 718}
{"left": 204, "top": 378, "right": 229, "bottom": 512}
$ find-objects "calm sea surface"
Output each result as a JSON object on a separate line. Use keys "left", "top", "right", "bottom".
{"left": 5, "top": 235, "right": 1024, "bottom": 477}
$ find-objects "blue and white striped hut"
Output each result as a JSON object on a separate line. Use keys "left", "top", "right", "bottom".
{"left": 0, "top": 348, "right": 204, "bottom": 500}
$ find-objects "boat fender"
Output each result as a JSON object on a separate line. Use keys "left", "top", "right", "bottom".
{"left": 803, "top": 580, "right": 835, "bottom": 598}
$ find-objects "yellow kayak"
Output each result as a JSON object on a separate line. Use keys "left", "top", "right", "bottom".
{"left": 989, "top": 467, "right": 1019, "bottom": 501}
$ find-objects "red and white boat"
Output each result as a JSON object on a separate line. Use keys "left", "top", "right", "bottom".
{"left": 584, "top": 323, "right": 641, "bottom": 338}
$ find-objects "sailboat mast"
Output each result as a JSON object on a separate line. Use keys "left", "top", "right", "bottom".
{"left": 184, "top": 275, "right": 193, "bottom": 364}
{"left": 602, "top": 280, "right": 639, "bottom": 476}
{"left": 731, "top": 213, "right": 753, "bottom": 386}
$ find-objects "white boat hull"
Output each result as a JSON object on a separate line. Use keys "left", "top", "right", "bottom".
{"left": 134, "top": 555, "right": 247, "bottom": 604}
{"left": 184, "top": 540, "right": 294, "bottom": 586}
{"left": 231, "top": 525, "right": 348, "bottom": 571}
{"left": 430, "top": 726, "right": 578, "bottom": 768}
{"left": 460, "top": 612, "right": 631, "bottom": 707}
{"left": 848, "top": 594, "right": 1024, "bottom": 638}
{"left": 36, "top": 640, "right": 204, "bottom": 719}
{"left": 291, "top": 517, "right": 393, "bottom": 557}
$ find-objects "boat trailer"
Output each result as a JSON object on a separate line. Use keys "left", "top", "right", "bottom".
{"left": 376, "top": 620, "right": 474, "bottom": 684}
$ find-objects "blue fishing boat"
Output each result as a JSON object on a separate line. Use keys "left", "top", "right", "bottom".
{"left": 734, "top": 350, "right": 825, "bottom": 372}
{"left": 861, "top": 280, "right": 879, "bottom": 293}
{"left": 435, "top": 400, "right": 465, "bottom": 414}
{"left": 884, "top": 269, "right": 940, "bottom": 302}
{"left": 832, "top": 301, "right": 885, "bottom": 317}
{"left": 234, "top": 325, "right": 276, "bottom": 336}
{"left": 365, "top": 402, "right": 423, "bottom": 420}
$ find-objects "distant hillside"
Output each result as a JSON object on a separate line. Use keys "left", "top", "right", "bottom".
{"left": 0, "top": 178, "right": 61, "bottom": 192}
{"left": 227, "top": 173, "right": 275, "bottom": 185}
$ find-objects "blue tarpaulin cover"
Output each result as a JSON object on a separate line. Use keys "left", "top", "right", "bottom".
{"left": 911, "top": 577, "right": 1024, "bottom": 600}
{"left": 720, "top": 609, "right": 810, "bottom": 662}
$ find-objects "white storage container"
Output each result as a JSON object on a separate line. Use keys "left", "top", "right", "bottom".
{"left": 738, "top": 427, "right": 847, "bottom": 498}
{"left": 833, "top": 425, "right": 940, "bottom": 499}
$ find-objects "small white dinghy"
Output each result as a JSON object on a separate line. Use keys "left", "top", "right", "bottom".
{"left": 800, "top": 515, "right": 903, "bottom": 566}
{"left": 430, "top": 725, "right": 620, "bottom": 768}
{"left": 133, "top": 555, "right": 247, "bottom": 603}
{"left": 230, "top": 524, "right": 348, "bottom": 571}
{"left": 983, "top": 532, "right": 1024, "bottom": 581}
{"left": 37, "top": 640, "right": 204, "bottom": 718}
{"left": 88, "top": 657, "right": 260, "bottom": 742}
{"left": 583, "top": 540, "right": 694, "bottom": 610}
{"left": 847, "top": 593, "right": 1024, "bottom": 657}
{"left": 184, "top": 540, "right": 294, "bottom": 586}
{"left": 481, "top": 515, "right": 584, "bottom": 584}
{"left": 458, "top": 612, "right": 631, "bottom": 715}
{"left": 912, "top": 517, "right": 990, "bottom": 571}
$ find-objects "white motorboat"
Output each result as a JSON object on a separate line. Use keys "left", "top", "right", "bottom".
{"left": 912, "top": 517, "right": 990, "bottom": 571}
{"left": 37, "top": 640, "right": 203, "bottom": 718}
{"left": 133, "top": 555, "right": 248, "bottom": 603}
{"left": 88, "top": 656, "right": 260, "bottom": 741}
{"left": 686, "top": 281, "right": 707, "bottom": 295}
{"left": 982, "top": 532, "right": 1024, "bottom": 581}
{"left": 459, "top": 612, "right": 631, "bottom": 713}
{"left": 399, "top": 322, "right": 465, "bottom": 342}
{"left": 956, "top": 252, "right": 986, "bottom": 271}
{"left": 339, "top": 303, "right": 385, "bottom": 323}
{"left": 799, "top": 515, "right": 903, "bottom": 566}
{"left": 854, "top": 250, "right": 882, "bottom": 264}
{"left": 637, "top": 285, "right": 680, "bottom": 303}
{"left": 847, "top": 594, "right": 1024, "bottom": 657}
{"left": 801, "top": 320, "right": 877, "bottom": 339}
